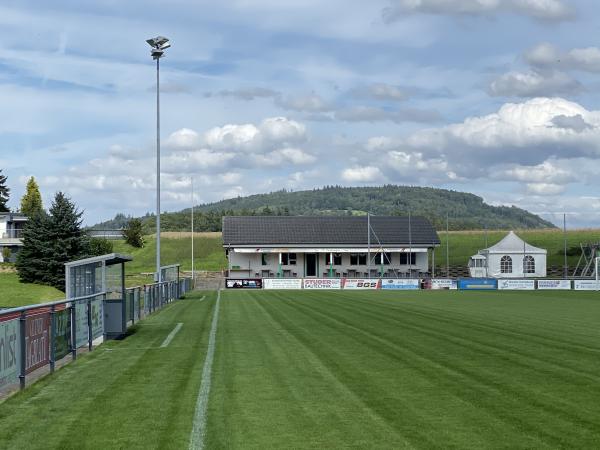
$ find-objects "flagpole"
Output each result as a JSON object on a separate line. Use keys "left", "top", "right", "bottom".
{"left": 367, "top": 213, "right": 371, "bottom": 278}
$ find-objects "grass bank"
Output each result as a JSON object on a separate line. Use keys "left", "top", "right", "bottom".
{"left": 0, "top": 272, "right": 64, "bottom": 308}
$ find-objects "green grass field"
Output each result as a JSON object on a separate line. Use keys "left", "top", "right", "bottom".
{"left": 2, "top": 289, "right": 600, "bottom": 449}
{"left": 0, "top": 272, "right": 64, "bottom": 307}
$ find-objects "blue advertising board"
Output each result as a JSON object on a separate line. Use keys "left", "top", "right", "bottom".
{"left": 458, "top": 278, "right": 498, "bottom": 290}
{"left": 380, "top": 279, "right": 420, "bottom": 290}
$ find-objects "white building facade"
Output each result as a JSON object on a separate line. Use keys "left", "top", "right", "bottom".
{"left": 223, "top": 216, "right": 441, "bottom": 279}
{"left": 469, "top": 231, "right": 547, "bottom": 278}
{"left": 0, "top": 213, "right": 27, "bottom": 263}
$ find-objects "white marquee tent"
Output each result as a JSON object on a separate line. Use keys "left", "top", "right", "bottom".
{"left": 469, "top": 231, "right": 547, "bottom": 278}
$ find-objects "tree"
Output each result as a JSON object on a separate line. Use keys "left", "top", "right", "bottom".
{"left": 88, "top": 237, "right": 114, "bottom": 256}
{"left": 0, "top": 169, "right": 10, "bottom": 212}
{"left": 16, "top": 192, "right": 88, "bottom": 291}
{"left": 20, "top": 176, "right": 43, "bottom": 216}
{"left": 123, "top": 218, "right": 144, "bottom": 248}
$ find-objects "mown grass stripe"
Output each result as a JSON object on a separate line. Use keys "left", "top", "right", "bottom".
{"left": 160, "top": 323, "right": 183, "bottom": 348}
{"left": 189, "top": 290, "right": 221, "bottom": 450}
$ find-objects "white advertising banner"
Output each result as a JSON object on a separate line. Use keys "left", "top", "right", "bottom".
{"left": 431, "top": 279, "right": 458, "bottom": 290}
{"left": 574, "top": 280, "right": 600, "bottom": 291}
{"left": 343, "top": 279, "right": 380, "bottom": 289}
{"left": 380, "top": 279, "right": 420, "bottom": 290}
{"left": 537, "top": 280, "right": 572, "bottom": 290}
{"left": 303, "top": 279, "right": 342, "bottom": 289}
{"left": 0, "top": 318, "right": 20, "bottom": 389}
{"left": 498, "top": 279, "right": 535, "bottom": 290}
{"left": 264, "top": 279, "right": 303, "bottom": 290}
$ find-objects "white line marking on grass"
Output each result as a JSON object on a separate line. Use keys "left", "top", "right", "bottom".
{"left": 189, "top": 290, "right": 221, "bottom": 450}
{"left": 160, "top": 323, "right": 183, "bottom": 348}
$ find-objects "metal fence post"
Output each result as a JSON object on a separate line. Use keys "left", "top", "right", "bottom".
{"left": 19, "top": 311, "right": 26, "bottom": 390}
{"left": 87, "top": 299, "right": 92, "bottom": 352}
{"left": 71, "top": 302, "right": 77, "bottom": 361}
{"left": 50, "top": 305, "right": 56, "bottom": 373}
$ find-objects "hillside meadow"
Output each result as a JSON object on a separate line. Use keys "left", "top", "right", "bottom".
{"left": 113, "top": 228, "right": 599, "bottom": 274}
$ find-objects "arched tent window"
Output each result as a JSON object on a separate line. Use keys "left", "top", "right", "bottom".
{"left": 500, "top": 255, "right": 512, "bottom": 273}
{"left": 523, "top": 255, "right": 535, "bottom": 274}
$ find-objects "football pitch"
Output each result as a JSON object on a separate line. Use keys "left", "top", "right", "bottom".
{"left": 1, "top": 289, "right": 600, "bottom": 449}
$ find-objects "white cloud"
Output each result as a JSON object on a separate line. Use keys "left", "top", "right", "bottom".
{"left": 204, "top": 123, "right": 261, "bottom": 151}
{"left": 497, "top": 160, "right": 575, "bottom": 184}
{"left": 405, "top": 98, "right": 600, "bottom": 165}
{"left": 525, "top": 182, "right": 565, "bottom": 195}
{"left": 525, "top": 43, "right": 600, "bottom": 72}
{"left": 341, "top": 166, "right": 384, "bottom": 182}
{"left": 383, "top": 0, "right": 574, "bottom": 22}
{"left": 489, "top": 70, "right": 582, "bottom": 97}
{"left": 166, "top": 128, "right": 201, "bottom": 148}
{"left": 259, "top": 117, "right": 307, "bottom": 143}
{"left": 352, "top": 83, "right": 407, "bottom": 102}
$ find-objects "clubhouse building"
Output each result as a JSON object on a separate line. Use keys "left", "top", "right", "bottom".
{"left": 222, "top": 216, "right": 441, "bottom": 279}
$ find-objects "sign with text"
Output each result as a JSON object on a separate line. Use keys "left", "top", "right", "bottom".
{"left": 303, "top": 279, "right": 342, "bottom": 289}
{"left": 91, "top": 297, "right": 104, "bottom": 340}
{"left": 498, "top": 279, "right": 535, "bottom": 290}
{"left": 380, "top": 279, "right": 419, "bottom": 290}
{"left": 537, "top": 280, "right": 572, "bottom": 290}
{"left": 430, "top": 279, "right": 458, "bottom": 290}
{"left": 0, "top": 318, "right": 20, "bottom": 389}
{"left": 226, "top": 279, "right": 262, "bottom": 289}
{"left": 25, "top": 313, "right": 50, "bottom": 374}
{"left": 75, "top": 302, "right": 88, "bottom": 348}
{"left": 574, "top": 280, "right": 600, "bottom": 290}
{"left": 343, "top": 279, "right": 380, "bottom": 289}
{"left": 263, "top": 279, "right": 303, "bottom": 289}
{"left": 54, "top": 309, "right": 71, "bottom": 360}
{"left": 458, "top": 278, "right": 498, "bottom": 290}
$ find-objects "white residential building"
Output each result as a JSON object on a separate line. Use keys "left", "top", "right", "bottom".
{"left": 0, "top": 213, "right": 28, "bottom": 262}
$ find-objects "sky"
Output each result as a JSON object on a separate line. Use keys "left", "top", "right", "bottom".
{"left": 1, "top": 0, "right": 600, "bottom": 227}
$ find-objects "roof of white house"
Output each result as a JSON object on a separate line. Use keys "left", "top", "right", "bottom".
{"left": 482, "top": 231, "right": 546, "bottom": 254}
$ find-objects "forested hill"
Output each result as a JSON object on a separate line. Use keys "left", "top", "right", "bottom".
{"left": 94, "top": 185, "right": 556, "bottom": 232}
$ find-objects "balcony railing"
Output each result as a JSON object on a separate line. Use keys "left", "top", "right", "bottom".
{"left": 1, "top": 229, "right": 23, "bottom": 239}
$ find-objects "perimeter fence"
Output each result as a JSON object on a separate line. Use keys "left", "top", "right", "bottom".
{"left": 0, "top": 277, "right": 193, "bottom": 398}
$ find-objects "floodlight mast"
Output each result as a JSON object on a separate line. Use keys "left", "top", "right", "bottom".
{"left": 146, "top": 36, "right": 170, "bottom": 283}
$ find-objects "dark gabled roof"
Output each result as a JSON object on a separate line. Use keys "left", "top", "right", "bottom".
{"left": 222, "top": 216, "right": 440, "bottom": 246}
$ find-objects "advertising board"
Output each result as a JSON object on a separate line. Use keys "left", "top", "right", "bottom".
{"left": 303, "top": 279, "right": 342, "bottom": 289}
{"left": 430, "top": 279, "right": 458, "bottom": 290}
{"left": 343, "top": 279, "right": 380, "bottom": 289}
{"left": 458, "top": 278, "right": 498, "bottom": 290}
{"left": 226, "top": 279, "right": 262, "bottom": 289}
{"left": 574, "top": 280, "right": 600, "bottom": 291}
{"left": 91, "top": 297, "right": 104, "bottom": 340}
{"left": 537, "top": 280, "right": 572, "bottom": 290}
{"left": 54, "top": 309, "right": 71, "bottom": 360}
{"left": 263, "top": 279, "right": 303, "bottom": 289}
{"left": 380, "top": 279, "right": 420, "bottom": 290}
{"left": 25, "top": 313, "right": 50, "bottom": 374}
{"left": 497, "top": 279, "right": 535, "bottom": 290}
{"left": 75, "top": 302, "right": 88, "bottom": 348}
{"left": 0, "top": 318, "right": 20, "bottom": 389}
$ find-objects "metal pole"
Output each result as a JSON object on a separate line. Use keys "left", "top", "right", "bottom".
{"left": 563, "top": 213, "right": 567, "bottom": 279}
{"left": 191, "top": 177, "right": 195, "bottom": 287}
{"left": 156, "top": 57, "right": 162, "bottom": 284}
{"left": 408, "top": 211, "right": 412, "bottom": 276}
{"left": 50, "top": 305, "right": 56, "bottom": 373}
{"left": 87, "top": 299, "right": 92, "bottom": 352}
{"left": 367, "top": 213, "right": 371, "bottom": 278}
{"left": 19, "top": 311, "right": 26, "bottom": 390}
{"left": 71, "top": 303, "right": 77, "bottom": 360}
{"left": 446, "top": 212, "right": 449, "bottom": 277}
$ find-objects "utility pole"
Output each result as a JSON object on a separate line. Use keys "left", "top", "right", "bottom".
{"left": 191, "top": 177, "right": 195, "bottom": 286}
{"left": 446, "top": 212, "right": 450, "bottom": 277}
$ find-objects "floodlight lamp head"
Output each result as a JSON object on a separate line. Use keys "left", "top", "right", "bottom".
{"left": 151, "top": 48, "right": 164, "bottom": 60}
{"left": 146, "top": 36, "right": 169, "bottom": 49}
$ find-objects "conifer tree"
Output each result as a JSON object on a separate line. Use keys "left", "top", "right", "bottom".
{"left": 0, "top": 169, "right": 10, "bottom": 212}
{"left": 16, "top": 211, "right": 52, "bottom": 285}
{"left": 16, "top": 192, "right": 87, "bottom": 291}
{"left": 123, "top": 218, "right": 144, "bottom": 248}
{"left": 20, "top": 176, "right": 43, "bottom": 216}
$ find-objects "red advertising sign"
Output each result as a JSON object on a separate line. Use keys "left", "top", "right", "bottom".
{"left": 25, "top": 313, "right": 50, "bottom": 374}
